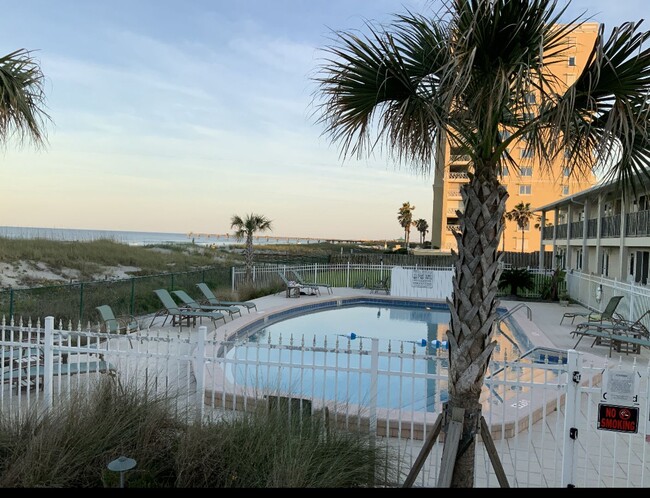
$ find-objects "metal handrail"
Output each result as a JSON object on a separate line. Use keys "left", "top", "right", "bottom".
{"left": 497, "top": 303, "right": 533, "bottom": 324}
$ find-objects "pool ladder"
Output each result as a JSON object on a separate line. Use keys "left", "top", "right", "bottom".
{"left": 497, "top": 303, "right": 532, "bottom": 324}
{"left": 495, "top": 303, "right": 532, "bottom": 351}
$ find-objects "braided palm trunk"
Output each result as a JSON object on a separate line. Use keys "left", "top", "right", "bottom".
{"left": 446, "top": 172, "right": 508, "bottom": 487}
{"left": 244, "top": 235, "right": 254, "bottom": 283}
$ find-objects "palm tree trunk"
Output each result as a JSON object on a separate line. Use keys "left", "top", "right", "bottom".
{"left": 245, "top": 235, "right": 254, "bottom": 283}
{"left": 446, "top": 172, "right": 508, "bottom": 487}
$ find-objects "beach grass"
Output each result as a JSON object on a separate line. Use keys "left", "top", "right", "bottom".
{"left": 0, "top": 378, "right": 401, "bottom": 488}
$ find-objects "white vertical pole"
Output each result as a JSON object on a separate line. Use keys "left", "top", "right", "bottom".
{"left": 369, "top": 338, "right": 379, "bottom": 443}
{"left": 231, "top": 267, "right": 235, "bottom": 292}
{"left": 561, "top": 349, "right": 580, "bottom": 487}
{"left": 346, "top": 261, "right": 350, "bottom": 288}
{"left": 43, "top": 316, "right": 54, "bottom": 412}
{"left": 195, "top": 326, "right": 207, "bottom": 424}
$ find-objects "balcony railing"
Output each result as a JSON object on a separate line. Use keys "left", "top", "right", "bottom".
{"left": 586, "top": 219, "right": 598, "bottom": 238}
{"left": 447, "top": 190, "right": 462, "bottom": 198}
{"left": 569, "top": 221, "right": 583, "bottom": 239}
{"left": 555, "top": 224, "right": 567, "bottom": 239}
{"left": 447, "top": 207, "right": 463, "bottom": 215}
{"left": 600, "top": 215, "right": 620, "bottom": 238}
{"left": 446, "top": 224, "right": 461, "bottom": 232}
{"left": 626, "top": 210, "right": 650, "bottom": 236}
{"left": 449, "top": 154, "right": 470, "bottom": 162}
{"left": 448, "top": 172, "right": 470, "bottom": 180}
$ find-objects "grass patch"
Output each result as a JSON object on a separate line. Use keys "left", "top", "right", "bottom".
{"left": 0, "top": 379, "right": 402, "bottom": 488}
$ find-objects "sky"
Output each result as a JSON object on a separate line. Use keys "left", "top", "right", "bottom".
{"left": 0, "top": 0, "right": 647, "bottom": 241}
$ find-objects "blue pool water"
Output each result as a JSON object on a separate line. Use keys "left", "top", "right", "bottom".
{"left": 225, "top": 302, "right": 531, "bottom": 411}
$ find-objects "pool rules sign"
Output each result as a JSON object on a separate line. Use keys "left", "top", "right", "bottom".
{"left": 598, "top": 368, "right": 640, "bottom": 434}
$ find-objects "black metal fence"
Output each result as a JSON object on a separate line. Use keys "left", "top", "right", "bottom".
{"left": 330, "top": 251, "right": 554, "bottom": 269}
{"left": 0, "top": 266, "right": 232, "bottom": 325}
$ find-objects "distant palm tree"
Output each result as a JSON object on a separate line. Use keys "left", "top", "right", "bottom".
{"left": 505, "top": 202, "right": 534, "bottom": 253}
{"left": 414, "top": 218, "right": 429, "bottom": 244}
{"left": 397, "top": 202, "right": 415, "bottom": 247}
{"left": 314, "top": 0, "right": 650, "bottom": 487}
{"left": 230, "top": 213, "right": 273, "bottom": 283}
{"left": 0, "top": 48, "right": 50, "bottom": 148}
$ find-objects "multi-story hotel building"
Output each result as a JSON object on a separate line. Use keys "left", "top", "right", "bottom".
{"left": 431, "top": 23, "right": 600, "bottom": 253}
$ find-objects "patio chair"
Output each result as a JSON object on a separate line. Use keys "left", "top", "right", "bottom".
{"left": 171, "top": 289, "right": 242, "bottom": 319}
{"left": 150, "top": 289, "right": 227, "bottom": 330}
{"left": 195, "top": 283, "right": 257, "bottom": 313}
{"left": 277, "top": 272, "right": 318, "bottom": 297}
{"left": 95, "top": 305, "right": 139, "bottom": 334}
{"left": 560, "top": 295, "right": 624, "bottom": 325}
{"left": 290, "top": 270, "right": 333, "bottom": 295}
{"left": 370, "top": 276, "right": 390, "bottom": 295}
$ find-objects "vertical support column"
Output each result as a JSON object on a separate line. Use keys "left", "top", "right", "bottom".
{"left": 538, "top": 211, "right": 546, "bottom": 270}
{"left": 566, "top": 204, "right": 573, "bottom": 270}
{"left": 595, "top": 194, "right": 603, "bottom": 277}
{"left": 582, "top": 200, "right": 589, "bottom": 274}
{"left": 552, "top": 207, "right": 558, "bottom": 269}
{"left": 561, "top": 349, "right": 581, "bottom": 488}
{"left": 231, "top": 266, "right": 235, "bottom": 292}
{"left": 618, "top": 195, "right": 627, "bottom": 280}
{"left": 43, "top": 316, "right": 55, "bottom": 413}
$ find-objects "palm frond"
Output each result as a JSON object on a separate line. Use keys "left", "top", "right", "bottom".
{"left": 0, "top": 48, "right": 50, "bottom": 148}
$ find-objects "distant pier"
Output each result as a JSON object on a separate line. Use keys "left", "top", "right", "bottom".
{"left": 186, "top": 232, "right": 370, "bottom": 245}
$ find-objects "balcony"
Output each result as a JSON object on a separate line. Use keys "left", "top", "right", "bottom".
{"left": 448, "top": 171, "right": 470, "bottom": 181}
{"left": 447, "top": 189, "right": 462, "bottom": 199}
{"left": 449, "top": 154, "right": 471, "bottom": 163}
{"left": 446, "top": 224, "right": 461, "bottom": 232}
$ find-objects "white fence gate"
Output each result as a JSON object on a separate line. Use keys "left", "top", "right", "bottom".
{"left": 2, "top": 317, "right": 650, "bottom": 487}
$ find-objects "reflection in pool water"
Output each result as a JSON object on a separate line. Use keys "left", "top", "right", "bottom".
{"left": 225, "top": 303, "right": 532, "bottom": 411}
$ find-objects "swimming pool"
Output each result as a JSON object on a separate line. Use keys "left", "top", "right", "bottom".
{"left": 223, "top": 299, "right": 532, "bottom": 411}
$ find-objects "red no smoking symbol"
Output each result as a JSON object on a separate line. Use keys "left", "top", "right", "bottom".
{"left": 620, "top": 408, "right": 632, "bottom": 420}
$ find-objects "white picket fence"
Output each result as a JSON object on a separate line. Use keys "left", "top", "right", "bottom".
{"left": 2, "top": 316, "right": 650, "bottom": 487}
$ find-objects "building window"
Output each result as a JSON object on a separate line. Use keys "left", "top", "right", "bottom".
{"left": 522, "top": 112, "right": 536, "bottom": 121}
{"left": 520, "top": 149, "right": 534, "bottom": 159}
{"left": 520, "top": 166, "right": 533, "bottom": 177}
{"left": 601, "top": 250, "right": 610, "bottom": 277}
{"left": 635, "top": 250, "right": 649, "bottom": 285}
{"left": 568, "top": 56, "right": 576, "bottom": 66}
{"left": 519, "top": 184, "right": 532, "bottom": 195}
{"left": 500, "top": 165, "right": 509, "bottom": 176}
{"left": 499, "top": 130, "right": 512, "bottom": 140}
{"left": 524, "top": 92, "right": 536, "bottom": 104}
{"left": 563, "top": 167, "right": 570, "bottom": 177}
{"left": 575, "top": 248, "right": 583, "bottom": 271}
{"left": 561, "top": 185, "right": 569, "bottom": 196}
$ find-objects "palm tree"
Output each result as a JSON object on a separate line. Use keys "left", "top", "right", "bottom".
{"left": 314, "top": 0, "right": 650, "bottom": 487}
{"left": 414, "top": 218, "right": 429, "bottom": 244}
{"left": 505, "top": 202, "right": 534, "bottom": 253}
{"left": 397, "top": 202, "right": 415, "bottom": 247}
{"left": 230, "top": 213, "right": 273, "bottom": 283}
{"left": 0, "top": 49, "right": 50, "bottom": 148}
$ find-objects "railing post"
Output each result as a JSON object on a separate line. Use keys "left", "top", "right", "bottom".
{"left": 369, "top": 338, "right": 379, "bottom": 441}
{"left": 195, "top": 326, "right": 207, "bottom": 424}
{"left": 561, "top": 349, "right": 581, "bottom": 488}
{"left": 231, "top": 266, "right": 235, "bottom": 292}
{"left": 346, "top": 261, "right": 350, "bottom": 288}
{"left": 43, "top": 316, "right": 55, "bottom": 413}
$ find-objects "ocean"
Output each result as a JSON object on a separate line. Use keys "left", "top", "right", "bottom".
{"left": 0, "top": 226, "right": 240, "bottom": 246}
{"left": 0, "top": 226, "right": 333, "bottom": 247}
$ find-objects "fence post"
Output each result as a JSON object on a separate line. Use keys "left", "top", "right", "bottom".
{"left": 561, "top": 349, "right": 581, "bottom": 488}
{"left": 369, "top": 338, "right": 379, "bottom": 442}
{"left": 43, "top": 316, "right": 55, "bottom": 413}
{"left": 346, "top": 261, "right": 350, "bottom": 288}
{"left": 195, "top": 326, "right": 207, "bottom": 424}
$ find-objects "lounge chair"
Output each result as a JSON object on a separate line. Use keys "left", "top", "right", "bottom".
{"left": 195, "top": 283, "right": 257, "bottom": 313}
{"left": 171, "top": 289, "right": 242, "bottom": 319}
{"left": 370, "top": 277, "right": 390, "bottom": 295}
{"left": 571, "top": 313, "right": 650, "bottom": 356}
{"left": 560, "top": 295, "right": 624, "bottom": 325}
{"left": 150, "top": 289, "right": 227, "bottom": 330}
{"left": 277, "top": 272, "right": 318, "bottom": 297}
{"left": 290, "top": 270, "right": 333, "bottom": 295}
{"left": 95, "top": 305, "right": 139, "bottom": 334}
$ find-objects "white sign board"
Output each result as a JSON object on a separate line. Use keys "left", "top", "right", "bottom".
{"left": 411, "top": 270, "right": 434, "bottom": 289}
{"left": 601, "top": 368, "right": 640, "bottom": 406}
